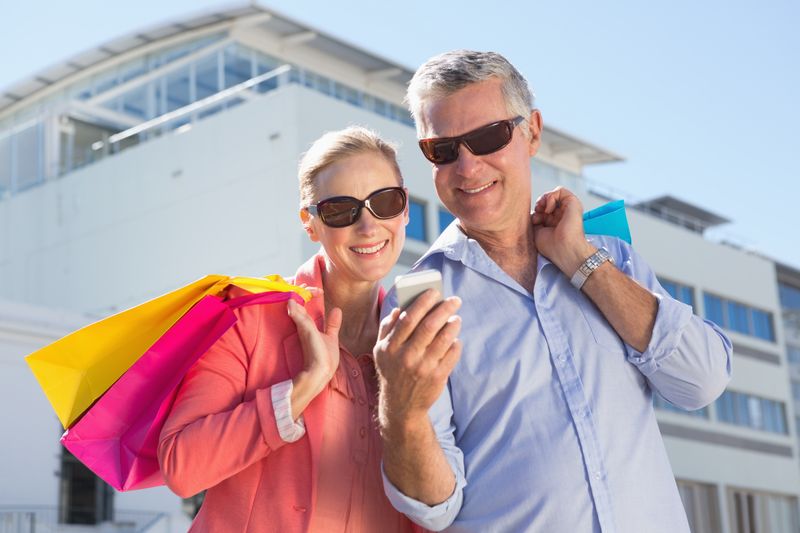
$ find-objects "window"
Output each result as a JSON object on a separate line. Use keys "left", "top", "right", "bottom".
{"left": 702, "top": 292, "right": 775, "bottom": 342}
{"left": 788, "top": 345, "right": 800, "bottom": 365}
{"left": 653, "top": 393, "right": 709, "bottom": 418}
{"left": 438, "top": 207, "right": 456, "bottom": 234}
{"left": 715, "top": 390, "right": 787, "bottom": 434}
{"left": 779, "top": 283, "right": 800, "bottom": 312}
{"left": 676, "top": 480, "right": 721, "bottom": 533}
{"left": 728, "top": 488, "right": 800, "bottom": 533}
{"left": 658, "top": 277, "right": 695, "bottom": 308}
{"left": 704, "top": 293, "right": 725, "bottom": 326}
{"left": 59, "top": 448, "right": 114, "bottom": 524}
{"left": 407, "top": 198, "right": 427, "bottom": 241}
{"left": 791, "top": 381, "right": 800, "bottom": 402}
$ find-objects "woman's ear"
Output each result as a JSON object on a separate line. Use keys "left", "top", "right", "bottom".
{"left": 404, "top": 187, "right": 410, "bottom": 226}
{"left": 299, "top": 209, "right": 319, "bottom": 242}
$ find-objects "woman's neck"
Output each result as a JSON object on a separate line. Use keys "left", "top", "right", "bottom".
{"left": 320, "top": 262, "right": 382, "bottom": 355}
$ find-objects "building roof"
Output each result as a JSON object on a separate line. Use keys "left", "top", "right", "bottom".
{"left": 0, "top": 2, "right": 415, "bottom": 116}
{"left": 542, "top": 124, "right": 624, "bottom": 166}
{"left": 634, "top": 195, "right": 730, "bottom": 233}
{"left": 0, "top": 2, "right": 622, "bottom": 168}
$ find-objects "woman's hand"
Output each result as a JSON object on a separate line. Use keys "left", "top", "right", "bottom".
{"left": 286, "top": 290, "right": 342, "bottom": 419}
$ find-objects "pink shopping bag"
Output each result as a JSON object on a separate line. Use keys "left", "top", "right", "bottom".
{"left": 61, "top": 289, "right": 305, "bottom": 491}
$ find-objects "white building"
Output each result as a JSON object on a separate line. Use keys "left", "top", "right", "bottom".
{"left": 1, "top": 4, "right": 797, "bottom": 532}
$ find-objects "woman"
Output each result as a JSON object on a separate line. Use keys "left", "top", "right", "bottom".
{"left": 159, "top": 126, "right": 416, "bottom": 532}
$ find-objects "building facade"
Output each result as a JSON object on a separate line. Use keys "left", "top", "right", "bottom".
{"left": 1, "top": 4, "right": 798, "bottom": 532}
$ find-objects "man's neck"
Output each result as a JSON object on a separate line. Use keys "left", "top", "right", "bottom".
{"left": 460, "top": 218, "right": 538, "bottom": 293}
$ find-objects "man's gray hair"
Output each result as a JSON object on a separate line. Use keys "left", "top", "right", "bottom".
{"left": 406, "top": 50, "right": 535, "bottom": 137}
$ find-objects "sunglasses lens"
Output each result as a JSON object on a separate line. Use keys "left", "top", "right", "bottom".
{"left": 419, "top": 118, "right": 521, "bottom": 164}
{"left": 420, "top": 139, "right": 458, "bottom": 164}
{"left": 369, "top": 188, "right": 407, "bottom": 218}
{"left": 318, "top": 200, "right": 358, "bottom": 227}
{"left": 464, "top": 121, "right": 512, "bottom": 155}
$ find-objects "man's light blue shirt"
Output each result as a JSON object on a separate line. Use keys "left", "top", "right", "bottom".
{"left": 381, "top": 223, "right": 732, "bottom": 532}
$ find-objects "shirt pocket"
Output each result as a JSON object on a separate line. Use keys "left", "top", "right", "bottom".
{"left": 575, "top": 295, "right": 625, "bottom": 351}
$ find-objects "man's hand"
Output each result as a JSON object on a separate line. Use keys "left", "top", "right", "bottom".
{"left": 532, "top": 186, "right": 596, "bottom": 276}
{"left": 374, "top": 290, "right": 462, "bottom": 433}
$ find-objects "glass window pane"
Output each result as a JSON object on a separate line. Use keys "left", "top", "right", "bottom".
{"left": 776, "top": 403, "right": 787, "bottom": 434}
{"left": 716, "top": 391, "right": 735, "bottom": 423}
{"left": 704, "top": 293, "right": 725, "bottom": 326}
{"left": 0, "top": 134, "right": 11, "bottom": 195}
{"left": 779, "top": 283, "right": 800, "bottom": 312}
{"left": 15, "top": 123, "right": 42, "bottom": 191}
{"left": 751, "top": 309, "right": 774, "bottom": 341}
{"left": 119, "top": 85, "right": 149, "bottom": 120}
{"left": 661, "top": 279, "right": 678, "bottom": 299}
{"left": 166, "top": 66, "right": 192, "bottom": 113}
{"left": 788, "top": 346, "right": 800, "bottom": 364}
{"left": 255, "top": 56, "right": 280, "bottom": 93}
{"left": 195, "top": 54, "right": 219, "bottom": 101}
{"left": 736, "top": 393, "right": 751, "bottom": 427}
{"left": 727, "top": 301, "right": 750, "bottom": 334}
{"left": 408, "top": 199, "right": 426, "bottom": 242}
{"left": 438, "top": 207, "right": 455, "bottom": 234}
{"left": 680, "top": 286, "right": 695, "bottom": 308}
{"left": 224, "top": 46, "right": 252, "bottom": 89}
{"left": 791, "top": 382, "right": 800, "bottom": 401}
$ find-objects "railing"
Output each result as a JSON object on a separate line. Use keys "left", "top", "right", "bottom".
{"left": 0, "top": 507, "right": 166, "bottom": 533}
{"left": 98, "top": 64, "right": 291, "bottom": 152}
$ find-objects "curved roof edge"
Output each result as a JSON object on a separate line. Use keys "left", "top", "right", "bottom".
{"left": 0, "top": 1, "right": 416, "bottom": 117}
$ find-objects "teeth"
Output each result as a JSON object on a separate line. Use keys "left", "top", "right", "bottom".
{"left": 352, "top": 241, "right": 387, "bottom": 254}
{"left": 463, "top": 182, "right": 494, "bottom": 194}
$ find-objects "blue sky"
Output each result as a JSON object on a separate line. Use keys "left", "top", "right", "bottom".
{"left": 3, "top": 0, "right": 798, "bottom": 267}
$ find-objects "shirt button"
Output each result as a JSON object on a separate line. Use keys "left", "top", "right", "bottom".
{"left": 351, "top": 368, "right": 360, "bottom": 378}
{"left": 359, "top": 427, "right": 366, "bottom": 438}
{"left": 557, "top": 355, "right": 566, "bottom": 364}
{"left": 594, "top": 471, "right": 602, "bottom": 480}
{"left": 358, "top": 397, "right": 366, "bottom": 405}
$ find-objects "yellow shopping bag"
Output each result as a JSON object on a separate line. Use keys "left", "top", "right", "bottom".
{"left": 26, "top": 274, "right": 310, "bottom": 428}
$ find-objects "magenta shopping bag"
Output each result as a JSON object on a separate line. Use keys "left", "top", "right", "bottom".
{"left": 61, "top": 290, "right": 305, "bottom": 491}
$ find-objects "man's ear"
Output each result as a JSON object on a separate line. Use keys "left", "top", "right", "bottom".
{"left": 527, "top": 109, "right": 543, "bottom": 157}
{"left": 299, "top": 209, "right": 319, "bottom": 242}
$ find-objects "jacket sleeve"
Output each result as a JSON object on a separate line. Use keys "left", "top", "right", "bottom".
{"left": 158, "top": 309, "right": 293, "bottom": 498}
{"left": 602, "top": 236, "right": 733, "bottom": 410}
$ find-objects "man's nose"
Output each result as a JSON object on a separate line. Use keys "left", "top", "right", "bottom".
{"left": 455, "top": 142, "right": 484, "bottom": 178}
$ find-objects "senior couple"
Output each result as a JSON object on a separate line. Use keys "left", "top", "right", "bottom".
{"left": 158, "top": 50, "right": 731, "bottom": 533}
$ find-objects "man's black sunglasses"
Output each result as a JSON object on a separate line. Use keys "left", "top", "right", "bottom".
{"left": 419, "top": 116, "right": 526, "bottom": 165}
{"left": 306, "top": 186, "right": 407, "bottom": 228}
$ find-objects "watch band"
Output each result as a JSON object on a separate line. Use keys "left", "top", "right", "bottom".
{"left": 570, "top": 247, "right": 614, "bottom": 290}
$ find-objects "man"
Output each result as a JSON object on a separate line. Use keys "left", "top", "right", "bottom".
{"left": 373, "top": 50, "right": 732, "bottom": 532}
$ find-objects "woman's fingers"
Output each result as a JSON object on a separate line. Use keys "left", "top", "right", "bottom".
{"left": 325, "top": 307, "right": 343, "bottom": 338}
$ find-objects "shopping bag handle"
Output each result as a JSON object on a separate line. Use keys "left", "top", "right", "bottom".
{"left": 224, "top": 289, "right": 307, "bottom": 310}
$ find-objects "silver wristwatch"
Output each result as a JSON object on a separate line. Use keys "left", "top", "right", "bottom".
{"left": 570, "top": 248, "right": 614, "bottom": 290}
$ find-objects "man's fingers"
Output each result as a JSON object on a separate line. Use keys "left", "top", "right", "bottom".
{"left": 388, "top": 289, "right": 445, "bottom": 345}
{"left": 425, "top": 314, "right": 462, "bottom": 363}
{"left": 401, "top": 296, "right": 462, "bottom": 355}
{"left": 378, "top": 307, "right": 401, "bottom": 342}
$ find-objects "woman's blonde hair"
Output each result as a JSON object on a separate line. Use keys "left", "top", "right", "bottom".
{"left": 298, "top": 126, "right": 403, "bottom": 207}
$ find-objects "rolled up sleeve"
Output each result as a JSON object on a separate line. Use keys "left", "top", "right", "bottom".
{"left": 598, "top": 236, "right": 733, "bottom": 411}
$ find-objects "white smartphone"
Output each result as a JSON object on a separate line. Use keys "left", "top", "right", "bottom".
{"left": 394, "top": 269, "right": 443, "bottom": 310}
